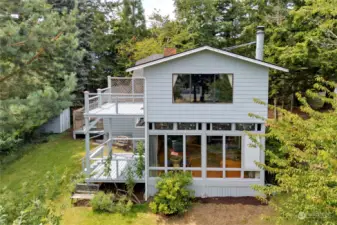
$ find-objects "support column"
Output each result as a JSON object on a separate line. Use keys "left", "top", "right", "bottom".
{"left": 85, "top": 117, "right": 91, "bottom": 175}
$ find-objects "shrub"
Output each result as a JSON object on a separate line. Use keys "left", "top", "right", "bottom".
{"left": 91, "top": 192, "right": 116, "bottom": 213}
{"left": 91, "top": 192, "right": 134, "bottom": 214}
{"left": 149, "top": 171, "right": 194, "bottom": 215}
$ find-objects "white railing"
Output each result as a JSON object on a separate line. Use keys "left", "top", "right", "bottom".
{"left": 84, "top": 77, "right": 145, "bottom": 114}
{"left": 84, "top": 92, "right": 144, "bottom": 114}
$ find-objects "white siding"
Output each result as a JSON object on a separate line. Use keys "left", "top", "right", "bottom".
{"left": 144, "top": 50, "right": 269, "bottom": 123}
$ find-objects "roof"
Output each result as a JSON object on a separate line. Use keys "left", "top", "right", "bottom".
{"left": 126, "top": 46, "right": 289, "bottom": 73}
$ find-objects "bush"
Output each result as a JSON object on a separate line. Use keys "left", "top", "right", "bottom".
{"left": 91, "top": 192, "right": 134, "bottom": 214}
{"left": 91, "top": 192, "right": 116, "bottom": 213}
{"left": 149, "top": 171, "right": 194, "bottom": 215}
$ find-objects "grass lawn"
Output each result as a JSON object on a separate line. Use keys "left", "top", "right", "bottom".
{"left": 0, "top": 133, "right": 273, "bottom": 225}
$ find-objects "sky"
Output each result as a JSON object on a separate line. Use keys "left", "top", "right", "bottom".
{"left": 142, "top": 0, "right": 175, "bottom": 23}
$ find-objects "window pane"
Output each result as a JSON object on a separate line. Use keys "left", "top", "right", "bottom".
{"left": 136, "top": 117, "right": 145, "bottom": 127}
{"left": 191, "top": 74, "right": 214, "bottom": 103}
{"left": 244, "top": 171, "right": 260, "bottom": 179}
{"left": 149, "top": 135, "right": 165, "bottom": 167}
{"left": 225, "top": 136, "right": 242, "bottom": 168}
{"left": 212, "top": 123, "right": 232, "bottom": 130}
{"left": 186, "top": 170, "right": 202, "bottom": 178}
{"left": 167, "top": 135, "right": 183, "bottom": 167}
{"left": 207, "top": 171, "right": 223, "bottom": 178}
{"left": 186, "top": 136, "right": 201, "bottom": 168}
{"left": 154, "top": 123, "right": 174, "bottom": 130}
{"left": 173, "top": 74, "right": 191, "bottom": 103}
{"left": 236, "top": 123, "right": 255, "bottom": 131}
{"left": 226, "top": 171, "right": 241, "bottom": 178}
{"left": 177, "top": 123, "right": 196, "bottom": 130}
{"left": 213, "top": 74, "right": 233, "bottom": 103}
{"left": 207, "top": 136, "right": 223, "bottom": 168}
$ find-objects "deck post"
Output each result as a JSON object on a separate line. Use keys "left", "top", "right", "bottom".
{"left": 108, "top": 76, "right": 112, "bottom": 103}
{"left": 97, "top": 89, "right": 102, "bottom": 107}
{"left": 144, "top": 77, "right": 149, "bottom": 201}
{"left": 115, "top": 96, "right": 119, "bottom": 114}
{"left": 84, "top": 91, "right": 89, "bottom": 113}
{"left": 85, "top": 117, "right": 91, "bottom": 175}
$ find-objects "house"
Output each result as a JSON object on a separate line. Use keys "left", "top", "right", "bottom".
{"left": 82, "top": 26, "right": 288, "bottom": 199}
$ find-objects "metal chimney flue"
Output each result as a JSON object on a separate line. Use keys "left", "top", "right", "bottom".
{"left": 255, "top": 26, "right": 265, "bottom": 60}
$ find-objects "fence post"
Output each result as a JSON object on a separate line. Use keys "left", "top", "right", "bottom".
{"left": 97, "top": 89, "right": 102, "bottom": 107}
{"left": 84, "top": 91, "right": 89, "bottom": 113}
{"left": 132, "top": 79, "right": 135, "bottom": 103}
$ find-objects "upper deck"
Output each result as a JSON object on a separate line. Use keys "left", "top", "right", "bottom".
{"left": 84, "top": 77, "right": 144, "bottom": 117}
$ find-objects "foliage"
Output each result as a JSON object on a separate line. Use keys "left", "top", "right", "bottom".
{"left": 91, "top": 192, "right": 117, "bottom": 213}
{"left": 252, "top": 78, "right": 337, "bottom": 225}
{"left": 149, "top": 171, "right": 194, "bottom": 215}
{"left": 0, "top": 169, "right": 69, "bottom": 224}
{"left": 91, "top": 192, "right": 133, "bottom": 214}
{"left": 0, "top": 0, "right": 83, "bottom": 153}
{"left": 135, "top": 141, "right": 145, "bottom": 179}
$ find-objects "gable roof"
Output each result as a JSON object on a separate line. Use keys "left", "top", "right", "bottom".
{"left": 126, "top": 46, "right": 289, "bottom": 73}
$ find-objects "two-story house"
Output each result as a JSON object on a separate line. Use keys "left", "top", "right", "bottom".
{"left": 82, "top": 26, "right": 288, "bottom": 200}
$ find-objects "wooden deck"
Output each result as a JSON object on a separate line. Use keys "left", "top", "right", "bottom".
{"left": 86, "top": 154, "right": 144, "bottom": 183}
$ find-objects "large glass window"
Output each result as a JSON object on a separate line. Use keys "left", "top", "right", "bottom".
{"left": 173, "top": 74, "right": 233, "bottom": 103}
{"left": 225, "top": 136, "right": 241, "bottom": 169}
{"left": 167, "top": 135, "right": 183, "bottom": 167}
{"left": 149, "top": 135, "right": 165, "bottom": 167}
{"left": 207, "top": 136, "right": 223, "bottom": 168}
{"left": 186, "top": 136, "right": 201, "bottom": 168}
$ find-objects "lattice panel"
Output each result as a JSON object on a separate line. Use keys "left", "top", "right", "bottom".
{"left": 110, "top": 78, "right": 144, "bottom": 95}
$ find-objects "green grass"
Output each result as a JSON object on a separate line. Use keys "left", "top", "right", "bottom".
{"left": 0, "top": 133, "right": 158, "bottom": 225}
{"left": 0, "top": 133, "right": 84, "bottom": 191}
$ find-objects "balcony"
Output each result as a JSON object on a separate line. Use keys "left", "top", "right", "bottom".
{"left": 84, "top": 77, "right": 144, "bottom": 117}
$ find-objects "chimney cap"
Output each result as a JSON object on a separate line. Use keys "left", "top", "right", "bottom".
{"left": 257, "top": 26, "right": 265, "bottom": 31}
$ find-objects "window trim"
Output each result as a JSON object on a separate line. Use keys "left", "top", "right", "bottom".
{"left": 172, "top": 73, "right": 234, "bottom": 104}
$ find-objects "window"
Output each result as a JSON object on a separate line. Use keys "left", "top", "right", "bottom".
{"left": 198, "top": 123, "right": 202, "bottom": 130}
{"left": 154, "top": 123, "right": 174, "bottom": 130}
{"left": 186, "top": 136, "right": 201, "bottom": 168}
{"left": 244, "top": 171, "right": 260, "bottom": 179}
{"left": 167, "top": 135, "right": 183, "bottom": 167}
{"left": 212, "top": 123, "right": 232, "bottom": 131}
{"left": 235, "top": 123, "right": 255, "bottom": 131}
{"left": 177, "top": 123, "right": 196, "bottom": 130}
{"left": 257, "top": 123, "right": 262, "bottom": 131}
{"left": 135, "top": 117, "right": 144, "bottom": 127}
{"left": 149, "top": 123, "right": 153, "bottom": 130}
{"left": 149, "top": 135, "right": 165, "bottom": 167}
{"left": 207, "top": 136, "right": 223, "bottom": 168}
{"left": 173, "top": 74, "right": 233, "bottom": 103}
{"left": 225, "top": 136, "right": 241, "bottom": 168}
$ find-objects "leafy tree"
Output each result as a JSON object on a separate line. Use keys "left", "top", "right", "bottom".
{"left": 264, "top": 0, "right": 337, "bottom": 104}
{"left": 0, "top": 0, "right": 83, "bottom": 152}
{"left": 252, "top": 78, "right": 337, "bottom": 224}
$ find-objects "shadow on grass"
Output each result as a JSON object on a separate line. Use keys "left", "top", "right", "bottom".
{"left": 91, "top": 203, "right": 150, "bottom": 219}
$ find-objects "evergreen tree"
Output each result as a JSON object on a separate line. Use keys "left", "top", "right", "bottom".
{"left": 0, "top": 0, "right": 83, "bottom": 152}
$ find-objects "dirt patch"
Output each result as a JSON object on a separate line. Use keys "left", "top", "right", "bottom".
{"left": 195, "top": 196, "right": 266, "bottom": 205}
{"left": 73, "top": 199, "right": 90, "bottom": 207}
{"left": 157, "top": 201, "right": 273, "bottom": 225}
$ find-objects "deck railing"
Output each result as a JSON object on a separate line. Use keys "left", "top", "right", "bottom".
{"left": 84, "top": 77, "right": 145, "bottom": 114}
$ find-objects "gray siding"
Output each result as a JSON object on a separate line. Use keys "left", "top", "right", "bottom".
{"left": 40, "top": 108, "right": 70, "bottom": 133}
{"left": 144, "top": 50, "right": 269, "bottom": 123}
{"left": 103, "top": 117, "right": 144, "bottom": 138}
